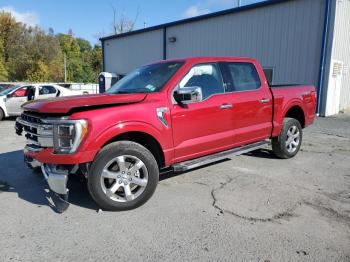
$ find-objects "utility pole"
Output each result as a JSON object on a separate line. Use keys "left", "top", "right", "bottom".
{"left": 238, "top": 0, "right": 241, "bottom": 7}
{"left": 64, "top": 53, "right": 67, "bottom": 83}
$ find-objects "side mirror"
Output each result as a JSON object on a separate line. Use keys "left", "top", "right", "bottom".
{"left": 6, "top": 93, "right": 13, "bottom": 98}
{"left": 174, "top": 86, "right": 203, "bottom": 104}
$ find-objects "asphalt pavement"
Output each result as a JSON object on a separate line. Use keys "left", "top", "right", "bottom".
{"left": 0, "top": 114, "right": 349, "bottom": 262}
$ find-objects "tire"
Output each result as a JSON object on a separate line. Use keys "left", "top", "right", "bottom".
{"left": 0, "top": 108, "right": 4, "bottom": 121}
{"left": 87, "top": 141, "right": 159, "bottom": 211}
{"left": 272, "top": 117, "right": 303, "bottom": 159}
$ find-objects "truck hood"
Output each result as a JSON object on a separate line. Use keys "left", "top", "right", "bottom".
{"left": 22, "top": 93, "right": 147, "bottom": 114}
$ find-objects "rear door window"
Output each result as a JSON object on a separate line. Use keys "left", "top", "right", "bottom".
{"left": 224, "top": 62, "right": 261, "bottom": 92}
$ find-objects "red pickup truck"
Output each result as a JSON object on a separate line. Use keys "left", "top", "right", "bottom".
{"left": 15, "top": 57, "right": 316, "bottom": 211}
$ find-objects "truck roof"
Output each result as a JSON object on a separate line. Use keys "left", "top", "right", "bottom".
{"left": 148, "top": 56, "right": 259, "bottom": 66}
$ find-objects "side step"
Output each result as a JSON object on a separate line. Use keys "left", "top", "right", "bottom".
{"left": 172, "top": 140, "right": 270, "bottom": 172}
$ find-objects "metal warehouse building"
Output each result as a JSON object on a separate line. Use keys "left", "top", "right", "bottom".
{"left": 100, "top": 0, "right": 350, "bottom": 116}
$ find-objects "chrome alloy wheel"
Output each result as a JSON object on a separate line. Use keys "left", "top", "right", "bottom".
{"left": 100, "top": 155, "right": 148, "bottom": 202}
{"left": 285, "top": 125, "right": 300, "bottom": 153}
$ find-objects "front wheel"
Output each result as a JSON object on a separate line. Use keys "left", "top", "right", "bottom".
{"left": 88, "top": 141, "right": 159, "bottom": 211}
{"left": 272, "top": 117, "right": 303, "bottom": 159}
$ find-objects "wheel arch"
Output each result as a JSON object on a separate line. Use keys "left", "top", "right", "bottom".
{"left": 284, "top": 105, "right": 305, "bottom": 128}
{"left": 89, "top": 121, "right": 170, "bottom": 168}
{"left": 102, "top": 131, "right": 165, "bottom": 168}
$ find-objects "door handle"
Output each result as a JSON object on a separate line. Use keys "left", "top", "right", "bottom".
{"left": 260, "top": 98, "right": 270, "bottom": 103}
{"left": 220, "top": 103, "right": 233, "bottom": 109}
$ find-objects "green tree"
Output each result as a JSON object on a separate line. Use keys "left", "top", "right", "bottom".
{"left": 90, "top": 45, "right": 102, "bottom": 72}
{"left": 0, "top": 38, "right": 8, "bottom": 81}
{"left": 26, "top": 60, "right": 49, "bottom": 82}
{"left": 0, "top": 11, "right": 102, "bottom": 83}
{"left": 0, "top": 11, "right": 29, "bottom": 80}
{"left": 57, "top": 33, "right": 84, "bottom": 82}
{"left": 0, "top": 59, "right": 8, "bottom": 81}
{"left": 77, "top": 38, "right": 92, "bottom": 52}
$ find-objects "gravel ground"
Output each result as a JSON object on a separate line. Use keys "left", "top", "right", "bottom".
{"left": 0, "top": 114, "right": 349, "bottom": 262}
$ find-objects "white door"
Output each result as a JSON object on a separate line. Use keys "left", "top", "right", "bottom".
{"left": 37, "top": 85, "right": 58, "bottom": 99}
{"left": 5, "top": 86, "right": 29, "bottom": 115}
{"left": 325, "top": 60, "right": 343, "bottom": 116}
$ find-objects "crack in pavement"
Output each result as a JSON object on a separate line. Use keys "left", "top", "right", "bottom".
{"left": 223, "top": 207, "right": 297, "bottom": 223}
{"left": 211, "top": 176, "right": 234, "bottom": 213}
{"left": 309, "top": 131, "right": 350, "bottom": 140}
{"left": 301, "top": 148, "right": 350, "bottom": 154}
{"left": 304, "top": 201, "right": 350, "bottom": 226}
{"left": 210, "top": 177, "right": 350, "bottom": 225}
{"left": 210, "top": 176, "right": 298, "bottom": 223}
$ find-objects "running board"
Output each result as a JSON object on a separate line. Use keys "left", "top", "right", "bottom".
{"left": 172, "top": 140, "right": 270, "bottom": 172}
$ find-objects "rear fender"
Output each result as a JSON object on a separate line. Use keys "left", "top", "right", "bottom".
{"left": 272, "top": 99, "right": 305, "bottom": 137}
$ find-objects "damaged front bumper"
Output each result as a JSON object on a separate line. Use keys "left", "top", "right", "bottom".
{"left": 24, "top": 154, "right": 69, "bottom": 196}
{"left": 41, "top": 164, "right": 69, "bottom": 195}
{"left": 25, "top": 154, "right": 71, "bottom": 212}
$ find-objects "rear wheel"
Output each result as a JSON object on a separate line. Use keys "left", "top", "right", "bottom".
{"left": 272, "top": 117, "right": 302, "bottom": 159}
{"left": 87, "top": 141, "right": 159, "bottom": 211}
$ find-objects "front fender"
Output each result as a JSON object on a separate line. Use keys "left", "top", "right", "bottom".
{"left": 82, "top": 121, "right": 174, "bottom": 165}
{"left": 92, "top": 121, "right": 164, "bottom": 150}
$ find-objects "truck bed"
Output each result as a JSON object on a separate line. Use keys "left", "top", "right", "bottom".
{"left": 270, "top": 84, "right": 317, "bottom": 136}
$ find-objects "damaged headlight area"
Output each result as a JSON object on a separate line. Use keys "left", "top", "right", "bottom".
{"left": 53, "top": 120, "right": 88, "bottom": 154}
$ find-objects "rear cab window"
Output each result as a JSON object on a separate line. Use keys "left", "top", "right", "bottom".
{"left": 220, "top": 62, "right": 261, "bottom": 92}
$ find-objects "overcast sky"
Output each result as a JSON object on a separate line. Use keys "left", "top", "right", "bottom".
{"left": 0, "top": 0, "right": 266, "bottom": 45}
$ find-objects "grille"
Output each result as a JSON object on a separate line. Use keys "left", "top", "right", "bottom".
{"left": 16, "top": 113, "right": 54, "bottom": 148}
{"left": 21, "top": 113, "right": 43, "bottom": 124}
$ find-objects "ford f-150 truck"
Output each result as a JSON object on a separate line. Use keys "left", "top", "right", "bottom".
{"left": 15, "top": 57, "right": 316, "bottom": 211}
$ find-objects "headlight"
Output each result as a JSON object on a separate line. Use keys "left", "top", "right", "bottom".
{"left": 53, "top": 119, "right": 88, "bottom": 154}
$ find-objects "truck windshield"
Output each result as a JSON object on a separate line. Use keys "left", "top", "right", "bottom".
{"left": 107, "top": 62, "right": 184, "bottom": 94}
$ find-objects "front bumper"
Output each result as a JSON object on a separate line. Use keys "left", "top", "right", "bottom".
{"left": 23, "top": 146, "right": 96, "bottom": 165}
{"left": 25, "top": 154, "right": 69, "bottom": 195}
{"left": 41, "top": 164, "right": 69, "bottom": 195}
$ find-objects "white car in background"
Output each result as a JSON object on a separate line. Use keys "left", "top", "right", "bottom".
{"left": 57, "top": 83, "right": 99, "bottom": 94}
{"left": 0, "top": 83, "right": 84, "bottom": 120}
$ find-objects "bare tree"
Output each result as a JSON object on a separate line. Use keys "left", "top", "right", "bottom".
{"left": 93, "top": 30, "right": 105, "bottom": 42}
{"left": 110, "top": 4, "right": 139, "bottom": 34}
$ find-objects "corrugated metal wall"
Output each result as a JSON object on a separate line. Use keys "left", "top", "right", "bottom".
{"left": 103, "top": 29, "right": 163, "bottom": 75}
{"left": 103, "top": 0, "right": 327, "bottom": 89}
{"left": 166, "top": 0, "right": 325, "bottom": 86}
{"left": 331, "top": 0, "right": 350, "bottom": 111}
